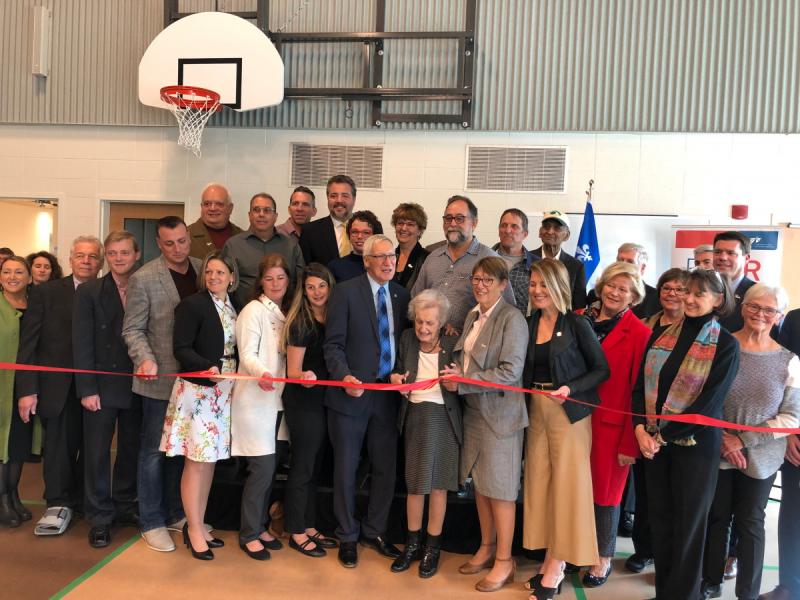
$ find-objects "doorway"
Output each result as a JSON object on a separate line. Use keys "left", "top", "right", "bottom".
{"left": 106, "top": 201, "right": 184, "bottom": 268}
{"left": 0, "top": 197, "right": 58, "bottom": 257}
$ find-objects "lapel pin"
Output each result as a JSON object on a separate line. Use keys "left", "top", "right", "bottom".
{"left": 556, "top": 331, "right": 562, "bottom": 337}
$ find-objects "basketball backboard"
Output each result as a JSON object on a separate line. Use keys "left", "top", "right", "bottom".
{"left": 138, "top": 11, "right": 284, "bottom": 111}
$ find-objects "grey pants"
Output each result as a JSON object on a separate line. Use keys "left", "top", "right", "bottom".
{"left": 239, "top": 454, "right": 276, "bottom": 544}
{"left": 594, "top": 503, "right": 621, "bottom": 557}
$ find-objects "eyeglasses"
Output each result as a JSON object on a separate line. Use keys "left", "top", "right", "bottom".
{"left": 367, "top": 253, "right": 397, "bottom": 262}
{"left": 743, "top": 302, "right": 779, "bottom": 318}
{"left": 471, "top": 276, "right": 495, "bottom": 287}
{"left": 251, "top": 207, "right": 276, "bottom": 214}
{"left": 661, "top": 285, "right": 688, "bottom": 296}
{"left": 395, "top": 219, "right": 419, "bottom": 229}
{"left": 442, "top": 215, "right": 469, "bottom": 225}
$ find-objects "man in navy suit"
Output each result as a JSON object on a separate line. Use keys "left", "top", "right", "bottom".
{"left": 73, "top": 231, "right": 141, "bottom": 548}
{"left": 299, "top": 174, "right": 357, "bottom": 267}
{"left": 324, "top": 234, "right": 410, "bottom": 568}
{"left": 713, "top": 230, "right": 755, "bottom": 333}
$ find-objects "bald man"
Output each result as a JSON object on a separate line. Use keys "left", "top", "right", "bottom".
{"left": 188, "top": 183, "right": 244, "bottom": 259}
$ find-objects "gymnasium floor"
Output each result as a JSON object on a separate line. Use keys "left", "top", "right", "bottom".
{"left": 1, "top": 463, "right": 782, "bottom": 600}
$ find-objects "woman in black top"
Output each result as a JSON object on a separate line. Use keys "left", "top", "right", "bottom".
{"left": 392, "top": 203, "right": 429, "bottom": 290}
{"left": 632, "top": 269, "right": 740, "bottom": 600}
{"left": 281, "top": 263, "right": 339, "bottom": 557}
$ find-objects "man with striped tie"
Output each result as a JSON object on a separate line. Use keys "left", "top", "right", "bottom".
{"left": 324, "top": 234, "right": 411, "bottom": 569}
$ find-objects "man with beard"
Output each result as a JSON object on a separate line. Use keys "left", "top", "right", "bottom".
{"left": 411, "top": 195, "right": 514, "bottom": 335}
{"left": 300, "top": 174, "right": 357, "bottom": 267}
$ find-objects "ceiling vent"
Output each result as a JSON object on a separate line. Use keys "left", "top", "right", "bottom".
{"left": 466, "top": 146, "right": 567, "bottom": 192}
{"left": 291, "top": 143, "right": 383, "bottom": 190}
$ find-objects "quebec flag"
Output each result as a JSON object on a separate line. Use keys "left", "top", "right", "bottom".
{"left": 575, "top": 201, "right": 600, "bottom": 284}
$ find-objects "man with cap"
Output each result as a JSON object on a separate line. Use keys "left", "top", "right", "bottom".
{"left": 530, "top": 210, "right": 587, "bottom": 310}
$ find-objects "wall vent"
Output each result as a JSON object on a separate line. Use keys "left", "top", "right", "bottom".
{"left": 466, "top": 146, "right": 567, "bottom": 192}
{"left": 291, "top": 143, "right": 383, "bottom": 190}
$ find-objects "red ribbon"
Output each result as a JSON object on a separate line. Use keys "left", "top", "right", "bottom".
{"left": 2, "top": 362, "right": 799, "bottom": 435}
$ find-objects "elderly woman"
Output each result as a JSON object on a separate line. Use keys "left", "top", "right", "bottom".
{"left": 578, "top": 262, "right": 653, "bottom": 587}
{"left": 522, "top": 258, "right": 610, "bottom": 599}
{"left": 701, "top": 284, "right": 800, "bottom": 600}
{"left": 389, "top": 288, "right": 461, "bottom": 578}
{"left": 0, "top": 257, "right": 38, "bottom": 527}
{"left": 160, "top": 250, "right": 238, "bottom": 560}
{"left": 232, "top": 253, "right": 291, "bottom": 561}
{"left": 26, "top": 251, "right": 63, "bottom": 285}
{"left": 632, "top": 269, "right": 740, "bottom": 600}
{"left": 392, "top": 203, "right": 429, "bottom": 289}
{"left": 440, "top": 256, "right": 528, "bottom": 592}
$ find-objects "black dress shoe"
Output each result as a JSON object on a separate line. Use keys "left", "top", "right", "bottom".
{"left": 391, "top": 531, "right": 421, "bottom": 573}
{"left": 418, "top": 534, "right": 442, "bottom": 579}
{"left": 625, "top": 553, "right": 654, "bottom": 573}
{"left": 240, "top": 541, "right": 270, "bottom": 561}
{"left": 618, "top": 511, "right": 634, "bottom": 537}
{"left": 89, "top": 525, "right": 111, "bottom": 548}
{"left": 10, "top": 490, "right": 31, "bottom": 522}
{"left": 183, "top": 524, "right": 213, "bottom": 561}
{"left": 583, "top": 564, "right": 612, "bottom": 587}
{"left": 206, "top": 536, "right": 224, "bottom": 549}
{"left": 289, "top": 536, "right": 326, "bottom": 557}
{"left": 700, "top": 581, "right": 722, "bottom": 599}
{"left": 338, "top": 541, "right": 358, "bottom": 568}
{"left": 360, "top": 535, "right": 401, "bottom": 559}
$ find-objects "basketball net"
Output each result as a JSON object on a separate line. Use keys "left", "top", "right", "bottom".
{"left": 160, "top": 86, "right": 221, "bottom": 157}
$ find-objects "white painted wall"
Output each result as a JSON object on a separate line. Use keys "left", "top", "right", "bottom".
{"left": 1, "top": 124, "right": 798, "bottom": 270}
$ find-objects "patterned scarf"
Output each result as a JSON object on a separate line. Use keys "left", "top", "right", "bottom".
{"left": 585, "top": 301, "right": 626, "bottom": 342}
{"left": 643, "top": 317, "right": 720, "bottom": 446}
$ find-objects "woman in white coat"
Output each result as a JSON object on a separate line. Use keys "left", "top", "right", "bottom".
{"left": 232, "top": 253, "right": 291, "bottom": 560}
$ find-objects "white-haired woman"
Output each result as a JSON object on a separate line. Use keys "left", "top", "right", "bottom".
{"left": 701, "top": 283, "right": 800, "bottom": 600}
{"left": 389, "top": 288, "right": 461, "bottom": 578}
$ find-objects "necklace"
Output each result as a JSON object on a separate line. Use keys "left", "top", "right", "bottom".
{"left": 420, "top": 338, "right": 440, "bottom": 353}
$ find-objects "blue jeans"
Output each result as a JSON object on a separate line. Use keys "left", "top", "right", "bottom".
{"left": 779, "top": 460, "right": 800, "bottom": 597}
{"left": 137, "top": 396, "right": 184, "bottom": 532}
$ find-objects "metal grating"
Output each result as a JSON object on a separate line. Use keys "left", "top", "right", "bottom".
{"left": 291, "top": 143, "right": 384, "bottom": 189}
{"left": 466, "top": 146, "right": 567, "bottom": 193}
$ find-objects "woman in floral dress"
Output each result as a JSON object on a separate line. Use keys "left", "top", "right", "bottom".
{"left": 161, "top": 251, "right": 238, "bottom": 560}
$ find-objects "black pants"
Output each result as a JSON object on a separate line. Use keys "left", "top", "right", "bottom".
{"left": 778, "top": 460, "right": 800, "bottom": 597}
{"left": 704, "top": 468, "right": 776, "bottom": 600}
{"left": 283, "top": 405, "right": 327, "bottom": 535}
{"left": 328, "top": 396, "right": 398, "bottom": 542}
{"left": 631, "top": 458, "right": 653, "bottom": 557}
{"left": 82, "top": 397, "right": 142, "bottom": 527}
{"left": 645, "top": 432, "right": 721, "bottom": 600}
{"left": 41, "top": 389, "right": 83, "bottom": 509}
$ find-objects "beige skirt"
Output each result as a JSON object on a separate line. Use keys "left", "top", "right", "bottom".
{"left": 523, "top": 394, "right": 599, "bottom": 566}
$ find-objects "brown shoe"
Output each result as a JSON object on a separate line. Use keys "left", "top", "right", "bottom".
{"left": 458, "top": 542, "right": 496, "bottom": 575}
{"left": 475, "top": 557, "right": 516, "bottom": 592}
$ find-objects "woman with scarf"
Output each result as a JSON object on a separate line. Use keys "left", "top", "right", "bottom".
{"left": 632, "top": 268, "right": 740, "bottom": 600}
{"left": 580, "top": 262, "right": 652, "bottom": 588}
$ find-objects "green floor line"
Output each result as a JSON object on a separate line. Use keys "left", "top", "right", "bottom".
{"left": 49, "top": 534, "right": 139, "bottom": 600}
{"left": 571, "top": 572, "right": 588, "bottom": 600}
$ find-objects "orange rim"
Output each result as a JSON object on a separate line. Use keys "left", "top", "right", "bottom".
{"left": 160, "top": 85, "right": 222, "bottom": 111}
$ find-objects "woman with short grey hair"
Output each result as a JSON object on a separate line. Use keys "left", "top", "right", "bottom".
{"left": 389, "top": 288, "right": 461, "bottom": 578}
{"left": 702, "top": 283, "right": 800, "bottom": 599}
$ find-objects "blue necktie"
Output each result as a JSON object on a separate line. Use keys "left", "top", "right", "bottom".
{"left": 377, "top": 286, "right": 392, "bottom": 379}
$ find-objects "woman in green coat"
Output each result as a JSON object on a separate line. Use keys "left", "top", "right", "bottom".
{"left": 0, "top": 256, "right": 38, "bottom": 527}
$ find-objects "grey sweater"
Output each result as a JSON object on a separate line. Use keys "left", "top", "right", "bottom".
{"left": 720, "top": 347, "right": 800, "bottom": 479}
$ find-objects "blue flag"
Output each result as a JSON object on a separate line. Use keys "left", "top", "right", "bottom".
{"left": 575, "top": 201, "right": 600, "bottom": 284}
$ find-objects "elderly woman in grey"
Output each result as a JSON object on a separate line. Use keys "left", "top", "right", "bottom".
{"left": 389, "top": 288, "right": 461, "bottom": 578}
{"left": 441, "top": 256, "right": 529, "bottom": 592}
{"left": 702, "top": 283, "right": 800, "bottom": 600}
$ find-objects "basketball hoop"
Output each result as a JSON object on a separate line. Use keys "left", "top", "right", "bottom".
{"left": 160, "top": 85, "right": 222, "bottom": 157}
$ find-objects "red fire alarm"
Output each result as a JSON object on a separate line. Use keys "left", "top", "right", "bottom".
{"left": 731, "top": 204, "right": 748, "bottom": 220}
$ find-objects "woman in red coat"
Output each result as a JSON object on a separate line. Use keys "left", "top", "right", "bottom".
{"left": 580, "top": 261, "right": 652, "bottom": 588}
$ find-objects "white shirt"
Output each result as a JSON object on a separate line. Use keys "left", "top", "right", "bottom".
{"left": 408, "top": 351, "right": 445, "bottom": 404}
{"left": 463, "top": 297, "right": 502, "bottom": 373}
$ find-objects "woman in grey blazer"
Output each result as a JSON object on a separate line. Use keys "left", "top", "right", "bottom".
{"left": 389, "top": 288, "right": 461, "bottom": 578}
{"left": 442, "top": 256, "right": 529, "bottom": 592}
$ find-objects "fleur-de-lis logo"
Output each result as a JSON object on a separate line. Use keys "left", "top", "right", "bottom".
{"left": 576, "top": 244, "right": 593, "bottom": 262}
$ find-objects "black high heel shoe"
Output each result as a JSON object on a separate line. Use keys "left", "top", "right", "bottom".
{"left": 183, "top": 523, "right": 214, "bottom": 560}
{"left": 530, "top": 572, "right": 563, "bottom": 600}
{"left": 582, "top": 564, "right": 612, "bottom": 587}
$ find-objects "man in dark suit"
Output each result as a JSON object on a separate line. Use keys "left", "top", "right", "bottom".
{"left": 73, "top": 231, "right": 141, "bottom": 548}
{"left": 587, "top": 243, "right": 660, "bottom": 318}
{"left": 713, "top": 230, "right": 755, "bottom": 332}
{"left": 324, "top": 234, "right": 410, "bottom": 568}
{"left": 17, "top": 236, "right": 104, "bottom": 535}
{"left": 299, "top": 174, "right": 357, "bottom": 266}
{"left": 530, "top": 210, "right": 587, "bottom": 309}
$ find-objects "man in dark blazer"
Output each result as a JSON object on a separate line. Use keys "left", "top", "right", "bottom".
{"left": 299, "top": 174, "right": 356, "bottom": 266}
{"left": 713, "top": 230, "right": 755, "bottom": 332}
{"left": 530, "top": 210, "right": 587, "bottom": 309}
{"left": 586, "top": 242, "right": 660, "bottom": 318}
{"left": 73, "top": 231, "right": 141, "bottom": 548}
{"left": 324, "top": 234, "right": 410, "bottom": 568}
{"left": 17, "top": 236, "right": 104, "bottom": 535}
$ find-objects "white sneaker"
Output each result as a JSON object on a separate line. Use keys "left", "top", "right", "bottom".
{"left": 166, "top": 517, "right": 213, "bottom": 533}
{"left": 141, "top": 527, "right": 176, "bottom": 552}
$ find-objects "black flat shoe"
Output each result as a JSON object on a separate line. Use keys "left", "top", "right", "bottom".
{"left": 289, "top": 536, "right": 326, "bottom": 557}
{"left": 360, "top": 535, "right": 401, "bottom": 559}
{"left": 183, "top": 524, "right": 213, "bottom": 561}
{"left": 624, "top": 553, "right": 654, "bottom": 573}
{"left": 240, "top": 541, "right": 270, "bottom": 561}
{"left": 338, "top": 541, "right": 358, "bottom": 568}
{"left": 259, "top": 536, "right": 283, "bottom": 550}
{"left": 89, "top": 525, "right": 111, "bottom": 548}
{"left": 583, "top": 564, "right": 612, "bottom": 588}
{"left": 309, "top": 531, "right": 338, "bottom": 549}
